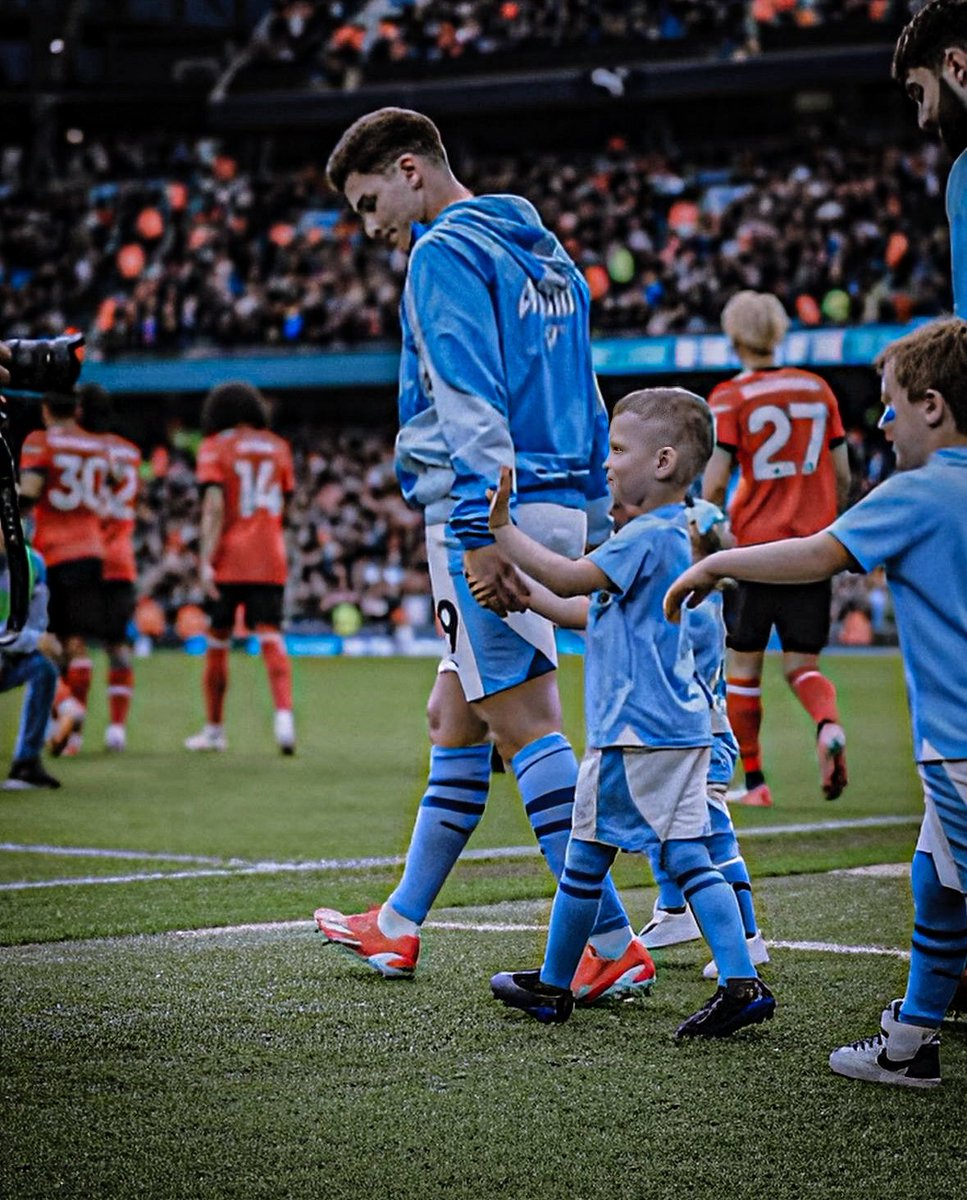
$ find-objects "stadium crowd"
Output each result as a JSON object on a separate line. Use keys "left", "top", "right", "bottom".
{"left": 128, "top": 416, "right": 892, "bottom": 645}
{"left": 239, "top": 1, "right": 910, "bottom": 92}
{"left": 0, "top": 130, "right": 951, "bottom": 353}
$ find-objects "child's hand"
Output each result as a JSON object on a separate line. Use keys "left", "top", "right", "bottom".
{"left": 663, "top": 562, "right": 719, "bottom": 623}
{"left": 487, "top": 465, "right": 513, "bottom": 531}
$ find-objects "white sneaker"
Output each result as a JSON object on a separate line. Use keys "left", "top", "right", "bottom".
{"left": 274, "top": 710, "right": 295, "bottom": 756}
{"left": 105, "top": 723, "right": 127, "bottom": 752}
{"left": 184, "top": 725, "right": 227, "bottom": 752}
{"left": 639, "top": 899, "right": 702, "bottom": 948}
{"left": 702, "top": 930, "right": 770, "bottom": 979}
{"left": 829, "top": 1000, "right": 941, "bottom": 1089}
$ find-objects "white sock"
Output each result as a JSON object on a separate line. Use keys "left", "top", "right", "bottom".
{"left": 588, "top": 924, "right": 634, "bottom": 960}
{"left": 377, "top": 903, "right": 420, "bottom": 940}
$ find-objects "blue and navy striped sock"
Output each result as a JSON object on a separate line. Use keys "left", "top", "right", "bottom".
{"left": 708, "top": 830, "right": 758, "bottom": 939}
{"left": 512, "top": 733, "right": 629, "bottom": 936}
{"left": 901, "top": 850, "right": 967, "bottom": 1027}
{"left": 387, "top": 743, "right": 490, "bottom": 925}
{"left": 645, "top": 841, "right": 687, "bottom": 910}
{"left": 541, "top": 837, "right": 617, "bottom": 990}
{"left": 664, "top": 838, "right": 755, "bottom": 981}
{"left": 512, "top": 733, "right": 576, "bottom": 878}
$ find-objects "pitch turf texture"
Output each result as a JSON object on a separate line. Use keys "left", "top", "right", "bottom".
{"left": 1, "top": 652, "right": 963, "bottom": 1199}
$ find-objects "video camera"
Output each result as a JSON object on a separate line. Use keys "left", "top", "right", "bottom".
{"left": 4, "top": 334, "right": 85, "bottom": 394}
{"left": 0, "top": 333, "right": 86, "bottom": 644}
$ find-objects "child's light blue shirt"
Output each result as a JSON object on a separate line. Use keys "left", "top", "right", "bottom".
{"left": 585, "top": 503, "right": 712, "bottom": 750}
{"left": 829, "top": 446, "right": 967, "bottom": 762}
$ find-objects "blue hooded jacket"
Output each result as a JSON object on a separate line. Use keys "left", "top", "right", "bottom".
{"left": 395, "top": 194, "right": 612, "bottom": 549}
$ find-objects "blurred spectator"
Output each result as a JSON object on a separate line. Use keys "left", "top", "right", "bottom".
{"left": 126, "top": 412, "right": 893, "bottom": 643}
{"left": 0, "top": 129, "right": 952, "bottom": 354}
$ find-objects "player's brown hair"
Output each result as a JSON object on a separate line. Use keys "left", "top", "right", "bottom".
{"left": 613, "top": 387, "right": 714, "bottom": 487}
{"left": 201, "top": 381, "right": 269, "bottom": 435}
{"left": 875, "top": 317, "right": 967, "bottom": 434}
{"left": 893, "top": 0, "right": 967, "bottom": 81}
{"left": 326, "top": 108, "right": 448, "bottom": 193}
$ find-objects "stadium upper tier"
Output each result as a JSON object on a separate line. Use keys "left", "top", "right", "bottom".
{"left": 0, "top": 2, "right": 906, "bottom": 96}
{"left": 0, "top": 130, "right": 950, "bottom": 355}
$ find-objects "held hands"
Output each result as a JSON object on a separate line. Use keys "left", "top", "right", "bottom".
{"left": 466, "top": 466, "right": 528, "bottom": 616}
{"left": 463, "top": 543, "right": 530, "bottom": 617}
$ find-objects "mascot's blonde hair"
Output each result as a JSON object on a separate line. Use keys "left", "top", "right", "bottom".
{"left": 721, "top": 290, "right": 790, "bottom": 354}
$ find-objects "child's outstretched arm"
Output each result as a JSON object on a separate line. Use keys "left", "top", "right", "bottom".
{"left": 519, "top": 577, "right": 590, "bottom": 629}
{"left": 486, "top": 466, "right": 611, "bottom": 598}
{"left": 664, "top": 532, "right": 853, "bottom": 622}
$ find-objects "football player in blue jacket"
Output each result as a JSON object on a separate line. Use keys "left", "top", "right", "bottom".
{"left": 314, "top": 108, "right": 653, "bottom": 1004}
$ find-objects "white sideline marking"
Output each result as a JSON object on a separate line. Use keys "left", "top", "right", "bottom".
{"left": 0, "top": 842, "right": 247, "bottom": 865}
{"left": 831, "top": 863, "right": 909, "bottom": 878}
{"left": 0, "top": 814, "right": 922, "bottom": 892}
{"left": 2, "top": 918, "right": 911, "bottom": 962}
{"left": 767, "top": 939, "right": 909, "bottom": 959}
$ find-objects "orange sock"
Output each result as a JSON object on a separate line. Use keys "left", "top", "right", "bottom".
{"left": 204, "top": 638, "right": 230, "bottom": 724}
{"left": 727, "top": 676, "right": 763, "bottom": 777}
{"left": 787, "top": 666, "right": 839, "bottom": 729}
{"left": 259, "top": 629, "right": 292, "bottom": 712}
{"left": 65, "top": 657, "right": 93, "bottom": 709}
{"left": 108, "top": 666, "right": 134, "bottom": 726}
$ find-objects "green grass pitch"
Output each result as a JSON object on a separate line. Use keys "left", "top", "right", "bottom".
{"left": 1, "top": 651, "right": 963, "bottom": 1199}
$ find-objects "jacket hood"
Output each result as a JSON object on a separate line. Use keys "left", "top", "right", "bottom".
{"left": 418, "top": 194, "right": 572, "bottom": 294}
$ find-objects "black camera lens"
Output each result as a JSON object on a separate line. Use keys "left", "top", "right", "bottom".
{"left": 5, "top": 334, "right": 85, "bottom": 394}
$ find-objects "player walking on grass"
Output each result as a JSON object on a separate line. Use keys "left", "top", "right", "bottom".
{"left": 19, "top": 392, "right": 107, "bottom": 757}
{"left": 702, "top": 291, "right": 851, "bottom": 807}
{"left": 486, "top": 387, "right": 775, "bottom": 1036}
{"left": 184, "top": 381, "right": 297, "bottom": 756}
{"left": 314, "top": 107, "right": 653, "bottom": 1004}
{"left": 80, "top": 385, "right": 141, "bottom": 753}
{"left": 666, "top": 318, "right": 967, "bottom": 1086}
{"left": 99, "top": 429, "right": 141, "bottom": 753}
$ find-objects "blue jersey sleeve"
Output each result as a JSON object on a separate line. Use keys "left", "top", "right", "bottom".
{"left": 588, "top": 519, "right": 654, "bottom": 594}
{"left": 406, "top": 239, "right": 516, "bottom": 549}
{"left": 947, "top": 149, "right": 967, "bottom": 320}
{"left": 828, "top": 471, "right": 937, "bottom": 573}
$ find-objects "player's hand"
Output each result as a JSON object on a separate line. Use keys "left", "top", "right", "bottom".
{"left": 663, "top": 562, "right": 720, "bottom": 623}
{"left": 200, "top": 561, "right": 220, "bottom": 601}
{"left": 464, "top": 543, "right": 530, "bottom": 616}
{"left": 486, "top": 466, "right": 513, "bottom": 531}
